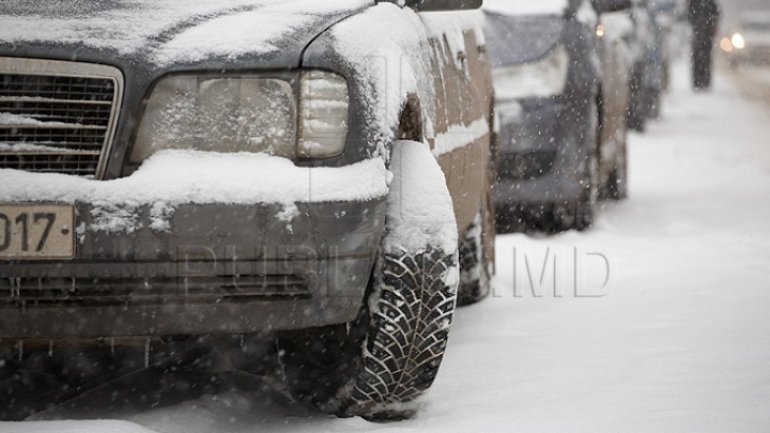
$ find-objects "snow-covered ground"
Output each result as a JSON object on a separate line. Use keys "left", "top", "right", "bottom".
{"left": 3, "top": 62, "right": 770, "bottom": 432}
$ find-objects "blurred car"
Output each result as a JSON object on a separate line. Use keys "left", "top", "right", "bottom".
{"left": 648, "top": 0, "right": 682, "bottom": 92}
{"left": 626, "top": 0, "right": 662, "bottom": 131}
{"left": 595, "top": 5, "right": 635, "bottom": 200}
{"left": 485, "top": 0, "right": 632, "bottom": 232}
{"left": 721, "top": 12, "right": 770, "bottom": 66}
{"left": 0, "top": 0, "right": 494, "bottom": 420}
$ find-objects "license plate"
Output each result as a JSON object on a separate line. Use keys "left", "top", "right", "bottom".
{"left": 0, "top": 204, "right": 75, "bottom": 260}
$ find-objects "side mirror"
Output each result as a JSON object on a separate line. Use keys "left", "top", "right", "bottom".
{"left": 592, "top": 0, "right": 633, "bottom": 13}
{"left": 401, "top": 0, "right": 483, "bottom": 12}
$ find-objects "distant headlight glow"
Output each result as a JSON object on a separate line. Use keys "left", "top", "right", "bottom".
{"left": 731, "top": 33, "right": 746, "bottom": 50}
{"left": 720, "top": 37, "right": 733, "bottom": 52}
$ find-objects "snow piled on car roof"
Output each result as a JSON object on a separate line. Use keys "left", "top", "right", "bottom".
{"left": 482, "top": 0, "right": 569, "bottom": 16}
{"left": 0, "top": 0, "right": 371, "bottom": 64}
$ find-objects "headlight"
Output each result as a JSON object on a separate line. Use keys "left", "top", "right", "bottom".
{"left": 731, "top": 33, "right": 746, "bottom": 50}
{"left": 720, "top": 37, "right": 734, "bottom": 52}
{"left": 131, "top": 71, "right": 348, "bottom": 162}
{"left": 492, "top": 45, "right": 569, "bottom": 100}
{"left": 298, "top": 70, "right": 349, "bottom": 159}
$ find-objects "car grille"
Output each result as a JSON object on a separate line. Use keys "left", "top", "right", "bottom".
{"left": 2, "top": 275, "right": 310, "bottom": 308}
{"left": 0, "top": 57, "right": 123, "bottom": 178}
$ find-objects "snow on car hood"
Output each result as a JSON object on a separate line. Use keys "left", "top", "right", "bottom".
{"left": 0, "top": 0, "right": 372, "bottom": 65}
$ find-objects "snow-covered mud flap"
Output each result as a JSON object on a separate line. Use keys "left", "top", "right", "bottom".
{"left": 277, "top": 140, "right": 459, "bottom": 420}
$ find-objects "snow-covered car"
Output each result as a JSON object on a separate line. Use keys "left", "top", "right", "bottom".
{"left": 0, "top": 0, "right": 495, "bottom": 420}
{"left": 722, "top": 12, "right": 770, "bottom": 67}
{"left": 484, "top": 0, "right": 631, "bottom": 232}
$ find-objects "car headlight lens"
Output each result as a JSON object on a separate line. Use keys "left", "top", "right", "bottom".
{"left": 132, "top": 75, "right": 297, "bottom": 162}
{"left": 297, "top": 70, "right": 349, "bottom": 158}
{"left": 492, "top": 45, "right": 570, "bottom": 100}
{"left": 131, "top": 71, "right": 349, "bottom": 162}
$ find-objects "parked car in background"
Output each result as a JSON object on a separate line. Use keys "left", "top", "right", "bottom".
{"left": 0, "top": 0, "right": 494, "bottom": 420}
{"left": 595, "top": 2, "right": 635, "bottom": 200}
{"left": 721, "top": 12, "right": 770, "bottom": 67}
{"left": 627, "top": 0, "right": 672, "bottom": 130}
{"left": 649, "top": 0, "right": 682, "bottom": 93}
{"left": 485, "top": 0, "right": 632, "bottom": 232}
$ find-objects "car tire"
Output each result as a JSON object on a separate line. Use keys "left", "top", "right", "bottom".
{"left": 277, "top": 140, "right": 460, "bottom": 420}
{"left": 458, "top": 199, "right": 494, "bottom": 306}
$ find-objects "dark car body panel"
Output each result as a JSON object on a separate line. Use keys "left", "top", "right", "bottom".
{"left": 486, "top": 12, "right": 599, "bottom": 207}
{"left": 0, "top": 200, "right": 385, "bottom": 338}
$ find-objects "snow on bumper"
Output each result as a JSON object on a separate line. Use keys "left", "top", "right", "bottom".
{"left": 0, "top": 150, "right": 390, "bottom": 232}
{"left": 0, "top": 151, "right": 390, "bottom": 339}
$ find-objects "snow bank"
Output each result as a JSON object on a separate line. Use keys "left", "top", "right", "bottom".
{"left": 0, "top": 150, "right": 390, "bottom": 232}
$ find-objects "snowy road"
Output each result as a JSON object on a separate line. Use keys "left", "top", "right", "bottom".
{"left": 3, "top": 63, "right": 770, "bottom": 432}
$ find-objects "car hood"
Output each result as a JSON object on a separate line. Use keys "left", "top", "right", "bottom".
{"left": 484, "top": 13, "right": 565, "bottom": 66}
{"left": 0, "top": 0, "right": 372, "bottom": 68}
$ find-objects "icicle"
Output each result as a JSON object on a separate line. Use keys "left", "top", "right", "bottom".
{"left": 110, "top": 338, "right": 115, "bottom": 355}
{"left": 17, "top": 340, "right": 23, "bottom": 361}
{"left": 240, "top": 335, "right": 245, "bottom": 350}
{"left": 48, "top": 340, "right": 54, "bottom": 357}
{"left": 144, "top": 338, "right": 151, "bottom": 368}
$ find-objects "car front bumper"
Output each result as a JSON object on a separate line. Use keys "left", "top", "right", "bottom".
{"left": 0, "top": 200, "right": 386, "bottom": 339}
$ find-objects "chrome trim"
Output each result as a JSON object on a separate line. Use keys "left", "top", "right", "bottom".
{"left": 0, "top": 57, "right": 124, "bottom": 179}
